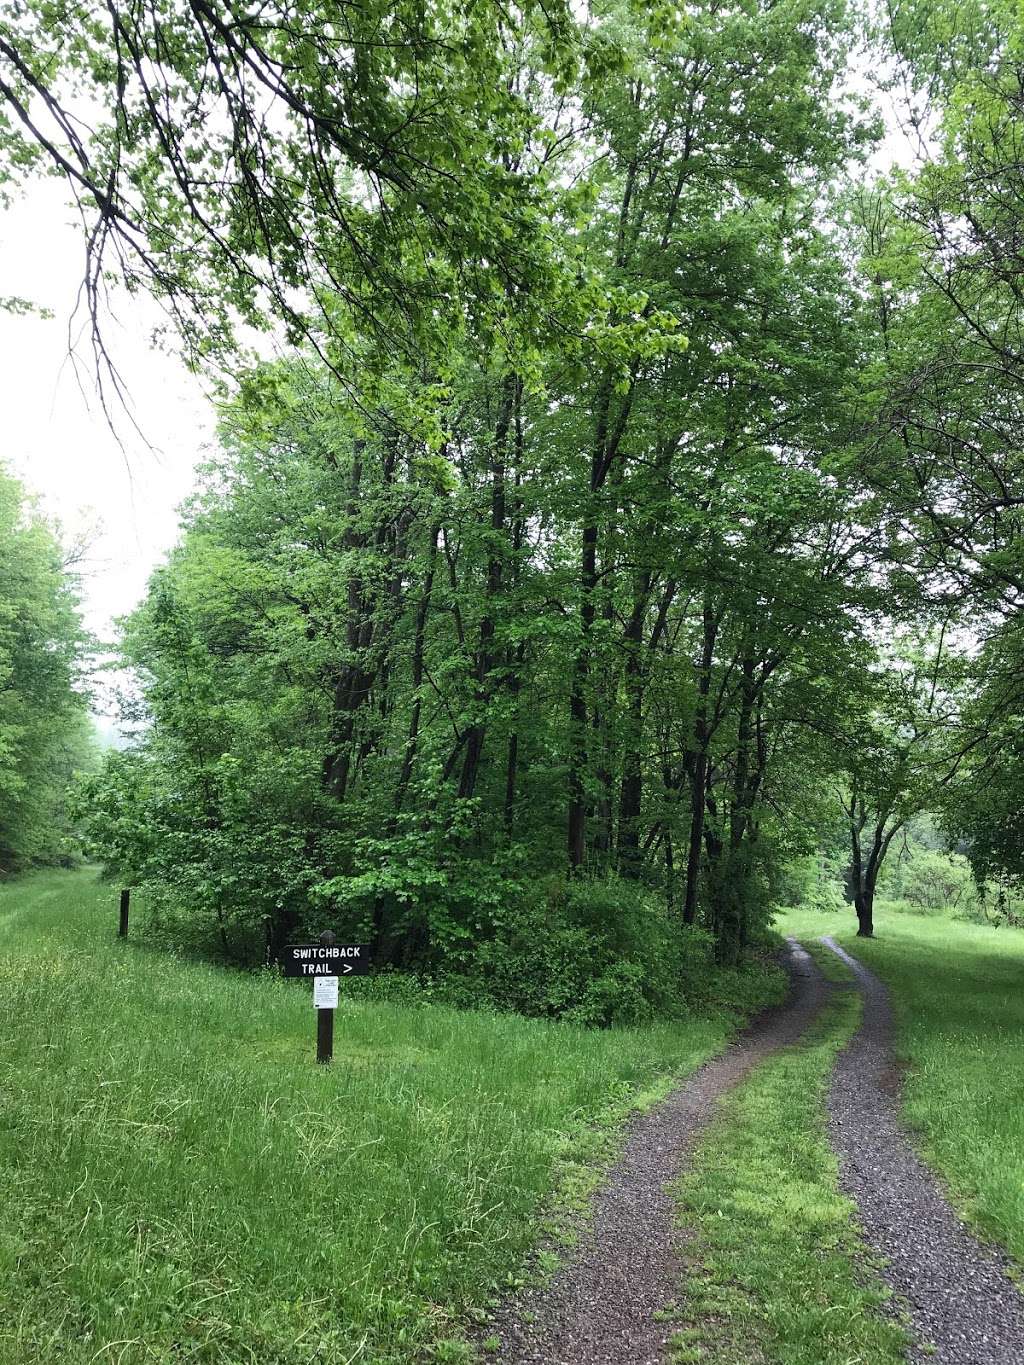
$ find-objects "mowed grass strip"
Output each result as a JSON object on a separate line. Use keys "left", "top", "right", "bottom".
{"left": 669, "top": 949, "right": 908, "bottom": 1365}
{"left": 0, "top": 872, "right": 773, "bottom": 1364}
{"left": 780, "top": 906, "right": 1024, "bottom": 1268}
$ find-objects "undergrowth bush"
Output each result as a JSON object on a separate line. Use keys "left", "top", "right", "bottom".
{"left": 455, "top": 875, "right": 708, "bottom": 1025}
{"left": 121, "top": 871, "right": 786, "bottom": 1027}
{"left": 438, "top": 875, "right": 786, "bottom": 1026}
{"left": 875, "top": 896, "right": 945, "bottom": 919}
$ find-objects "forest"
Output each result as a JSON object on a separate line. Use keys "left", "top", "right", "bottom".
{"left": 0, "top": 466, "right": 92, "bottom": 872}
{"left": 3, "top": 0, "right": 1024, "bottom": 1020}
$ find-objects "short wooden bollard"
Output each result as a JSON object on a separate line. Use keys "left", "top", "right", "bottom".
{"left": 118, "top": 888, "right": 130, "bottom": 938}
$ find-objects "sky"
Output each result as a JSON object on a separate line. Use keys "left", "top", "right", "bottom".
{"left": 0, "top": 178, "right": 217, "bottom": 698}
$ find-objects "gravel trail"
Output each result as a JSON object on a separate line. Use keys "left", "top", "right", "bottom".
{"left": 485, "top": 940, "right": 829, "bottom": 1365}
{"left": 823, "top": 936, "right": 1024, "bottom": 1365}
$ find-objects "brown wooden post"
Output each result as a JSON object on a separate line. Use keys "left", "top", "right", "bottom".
{"left": 316, "top": 929, "right": 336, "bottom": 1065}
{"left": 316, "top": 1005, "right": 334, "bottom": 1065}
{"left": 263, "top": 914, "right": 274, "bottom": 967}
{"left": 118, "top": 888, "right": 130, "bottom": 938}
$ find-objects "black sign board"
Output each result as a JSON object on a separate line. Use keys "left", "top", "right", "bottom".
{"left": 282, "top": 943, "right": 371, "bottom": 978}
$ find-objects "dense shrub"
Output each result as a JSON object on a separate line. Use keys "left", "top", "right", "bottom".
{"left": 78, "top": 747, "right": 789, "bottom": 1027}
{"left": 957, "top": 882, "right": 1024, "bottom": 929}
{"left": 875, "top": 896, "right": 943, "bottom": 919}
{"left": 776, "top": 852, "right": 846, "bottom": 914}
{"left": 458, "top": 875, "right": 709, "bottom": 1025}
{"left": 113, "top": 869, "right": 785, "bottom": 1027}
{"left": 908, "top": 853, "right": 977, "bottom": 915}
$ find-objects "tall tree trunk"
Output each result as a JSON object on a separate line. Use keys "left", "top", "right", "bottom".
{"left": 847, "top": 793, "right": 877, "bottom": 937}
{"left": 503, "top": 640, "right": 526, "bottom": 833}
{"left": 458, "top": 379, "right": 514, "bottom": 801}
{"left": 682, "top": 597, "right": 718, "bottom": 923}
{"left": 566, "top": 154, "right": 642, "bottom": 870}
{"left": 851, "top": 814, "right": 868, "bottom": 934}
{"left": 592, "top": 461, "right": 624, "bottom": 860}
{"left": 617, "top": 556, "right": 666, "bottom": 876}
{"left": 703, "top": 792, "right": 724, "bottom": 944}
{"left": 502, "top": 407, "right": 527, "bottom": 836}
{"left": 729, "top": 653, "right": 756, "bottom": 853}
{"left": 370, "top": 521, "right": 440, "bottom": 964}
{"left": 568, "top": 504, "right": 600, "bottom": 868}
{"left": 714, "top": 653, "right": 757, "bottom": 964}
{"left": 322, "top": 438, "right": 404, "bottom": 803}
{"left": 857, "top": 818, "right": 903, "bottom": 937}
{"left": 855, "top": 887, "right": 874, "bottom": 937}
{"left": 568, "top": 372, "right": 636, "bottom": 869}
{"left": 323, "top": 440, "right": 372, "bottom": 801}
{"left": 392, "top": 523, "right": 440, "bottom": 818}
{"left": 665, "top": 829, "right": 675, "bottom": 914}
{"left": 717, "top": 652, "right": 772, "bottom": 966}
{"left": 617, "top": 597, "right": 646, "bottom": 875}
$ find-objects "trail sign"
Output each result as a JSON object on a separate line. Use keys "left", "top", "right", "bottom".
{"left": 282, "top": 943, "right": 370, "bottom": 978}
{"left": 284, "top": 931, "right": 369, "bottom": 1065}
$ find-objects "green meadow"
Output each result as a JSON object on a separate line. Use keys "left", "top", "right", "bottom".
{"left": 0, "top": 871, "right": 777, "bottom": 1365}
{"left": 6, "top": 874, "right": 1023, "bottom": 1365}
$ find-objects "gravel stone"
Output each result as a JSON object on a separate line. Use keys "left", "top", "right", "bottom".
{"left": 485, "top": 940, "right": 829, "bottom": 1365}
{"left": 822, "top": 935, "right": 1024, "bottom": 1365}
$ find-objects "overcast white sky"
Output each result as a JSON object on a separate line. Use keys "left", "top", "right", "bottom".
{"left": 1, "top": 178, "right": 216, "bottom": 651}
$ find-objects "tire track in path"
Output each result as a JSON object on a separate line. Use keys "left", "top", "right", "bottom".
{"left": 486, "top": 940, "right": 829, "bottom": 1365}
{"left": 823, "top": 936, "right": 1024, "bottom": 1365}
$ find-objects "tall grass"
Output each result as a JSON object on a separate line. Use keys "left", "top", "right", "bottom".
{"left": 777, "top": 905, "right": 1024, "bottom": 1268}
{"left": 0, "top": 871, "right": 770, "bottom": 1364}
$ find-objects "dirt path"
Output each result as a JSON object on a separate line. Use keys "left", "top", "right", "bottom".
{"left": 485, "top": 941, "right": 829, "bottom": 1365}
{"left": 822, "top": 936, "right": 1024, "bottom": 1365}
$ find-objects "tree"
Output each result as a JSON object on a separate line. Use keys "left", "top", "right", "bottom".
{"left": 75, "top": 0, "right": 940, "bottom": 995}
{"left": 0, "top": 0, "right": 620, "bottom": 416}
{"left": 943, "top": 623, "right": 1024, "bottom": 892}
{"left": 838, "top": 631, "right": 966, "bottom": 936}
{"left": 843, "top": 2, "right": 1024, "bottom": 924}
{"left": 0, "top": 464, "right": 92, "bottom": 871}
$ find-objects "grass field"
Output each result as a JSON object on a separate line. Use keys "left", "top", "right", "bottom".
{"left": 0, "top": 871, "right": 781, "bottom": 1365}
{"left": 777, "top": 904, "right": 1024, "bottom": 1269}
{"left": 670, "top": 947, "right": 908, "bottom": 1365}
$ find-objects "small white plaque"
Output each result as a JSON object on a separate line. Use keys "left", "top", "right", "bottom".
{"left": 313, "top": 976, "right": 339, "bottom": 1010}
